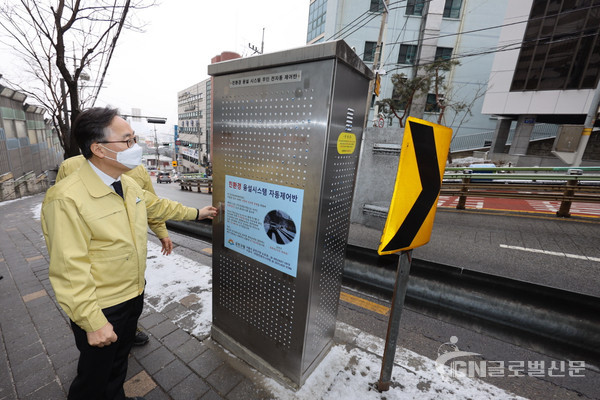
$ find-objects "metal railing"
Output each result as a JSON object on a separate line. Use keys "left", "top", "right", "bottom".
{"left": 179, "top": 176, "right": 213, "bottom": 193}
{"left": 442, "top": 167, "right": 600, "bottom": 217}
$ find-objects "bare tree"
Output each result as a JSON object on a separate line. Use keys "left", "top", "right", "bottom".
{"left": 376, "top": 59, "right": 461, "bottom": 128}
{"left": 0, "top": 0, "right": 154, "bottom": 158}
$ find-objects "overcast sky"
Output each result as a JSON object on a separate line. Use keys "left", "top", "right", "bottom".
{"left": 1, "top": 1, "right": 310, "bottom": 140}
{"left": 98, "top": 0, "right": 310, "bottom": 139}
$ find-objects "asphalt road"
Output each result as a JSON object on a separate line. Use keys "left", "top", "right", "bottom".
{"left": 152, "top": 179, "right": 213, "bottom": 209}
{"left": 150, "top": 182, "right": 600, "bottom": 399}
{"left": 154, "top": 180, "right": 600, "bottom": 297}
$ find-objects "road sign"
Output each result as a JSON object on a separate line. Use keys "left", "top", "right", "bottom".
{"left": 378, "top": 117, "right": 452, "bottom": 255}
{"left": 172, "top": 161, "right": 177, "bottom": 167}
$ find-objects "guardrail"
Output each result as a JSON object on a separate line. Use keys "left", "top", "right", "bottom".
{"left": 442, "top": 167, "right": 600, "bottom": 217}
{"left": 179, "top": 177, "right": 213, "bottom": 194}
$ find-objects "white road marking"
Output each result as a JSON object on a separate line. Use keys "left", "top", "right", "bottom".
{"left": 500, "top": 244, "right": 600, "bottom": 262}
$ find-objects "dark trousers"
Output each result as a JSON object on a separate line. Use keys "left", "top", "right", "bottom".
{"left": 68, "top": 294, "right": 144, "bottom": 400}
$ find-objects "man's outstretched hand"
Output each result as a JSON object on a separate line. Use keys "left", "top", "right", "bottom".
{"left": 198, "top": 206, "right": 218, "bottom": 220}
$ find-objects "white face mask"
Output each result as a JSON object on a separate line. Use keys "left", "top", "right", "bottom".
{"left": 100, "top": 143, "right": 143, "bottom": 169}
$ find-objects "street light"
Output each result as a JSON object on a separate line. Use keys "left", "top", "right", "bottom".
{"left": 146, "top": 117, "right": 167, "bottom": 170}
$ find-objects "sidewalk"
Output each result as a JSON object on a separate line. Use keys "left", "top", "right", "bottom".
{"left": 0, "top": 193, "right": 582, "bottom": 399}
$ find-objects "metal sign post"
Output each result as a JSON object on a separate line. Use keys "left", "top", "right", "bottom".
{"left": 377, "top": 249, "right": 412, "bottom": 391}
{"left": 375, "top": 117, "right": 452, "bottom": 391}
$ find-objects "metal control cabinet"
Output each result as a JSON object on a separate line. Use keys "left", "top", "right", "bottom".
{"left": 208, "top": 40, "right": 372, "bottom": 387}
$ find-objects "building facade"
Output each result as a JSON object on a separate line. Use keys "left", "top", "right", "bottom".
{"left": 0, "top": 84, "right": 61, "bottom": 178}
{"left": 482, "top": 0, "right": 600, "bottom": 165}
{"left": 177, "top": 80, "right": 210, "bottom": 172}
{"left": 176, "top": 51, "right": 240, "bottom": 173}
{"left": 307, "top": 0, "right": 509, "bottom": 137}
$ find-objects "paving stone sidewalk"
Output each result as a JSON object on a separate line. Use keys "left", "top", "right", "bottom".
{"left": 0, "top": 193, "right": 272, "bottom": 400}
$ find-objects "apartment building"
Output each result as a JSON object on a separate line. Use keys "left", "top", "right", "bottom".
{"left": 307, "top": 0, "right": 508, "bottom": 138}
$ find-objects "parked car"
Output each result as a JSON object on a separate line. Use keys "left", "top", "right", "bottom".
{"left": 156, "top": 172, "right": 172, "bottom": 183}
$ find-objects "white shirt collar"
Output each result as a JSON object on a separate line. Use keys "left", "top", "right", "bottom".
{"left": 87, "top": 160, "right": 121, "bottom": 190}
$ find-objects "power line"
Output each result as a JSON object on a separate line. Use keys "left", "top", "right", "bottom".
{"left": 328, "top": 2, "right": 600, "bottom": 64}
{"left": 325, "top": 1, "right": 410, "bottom": 43}
{"left": 347, "top": 4, "right": 421, "bottom": 59}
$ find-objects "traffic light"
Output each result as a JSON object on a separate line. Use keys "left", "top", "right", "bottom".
{"left": 374, "top": 73, "right": 381, "bottom": 97}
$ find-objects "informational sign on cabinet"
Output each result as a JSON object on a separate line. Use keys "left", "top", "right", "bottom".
{"left": 224, "top": 175, "right": 304, "bottom": 277}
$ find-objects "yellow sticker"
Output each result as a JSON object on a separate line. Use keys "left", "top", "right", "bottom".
{"left": 337, "top": 132, "right": 356, "bottom": 154}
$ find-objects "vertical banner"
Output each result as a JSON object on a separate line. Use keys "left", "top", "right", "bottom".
{"left": 378, "top": 117, "right": 452, "bottom": 255}
{"left": 224, "top": 175, "right": 304, "bottom": 277}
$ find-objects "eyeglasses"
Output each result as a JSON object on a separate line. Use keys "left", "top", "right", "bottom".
{"left": 98, "top": 135, "right": 138, "bottom": 148}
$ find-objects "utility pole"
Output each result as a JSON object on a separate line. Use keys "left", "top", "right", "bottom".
{"left": 408, "top": 0, "right": 444, "bottom": 119}
{"left": 146, "top": 117, "right": 167, "bottom": 170}
{"left": 572, "top": 84, "right": 600, "bottom": 166}
{"left": 364, "top": 0, "right": 390, "bottom": 128}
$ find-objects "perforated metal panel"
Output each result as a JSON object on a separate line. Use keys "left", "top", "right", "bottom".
{"left": 209, "top": 41, "right": 372, "bottom": 387}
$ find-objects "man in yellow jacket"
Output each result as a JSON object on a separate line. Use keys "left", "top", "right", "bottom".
{"left": 41, "top": 107, "right": 217, "bottom": 400}
{"left": 56, "top": 157, "right": 174, "bottom": 255}
{"left": 56, "top": 157, "right": 172, "bottom": 347}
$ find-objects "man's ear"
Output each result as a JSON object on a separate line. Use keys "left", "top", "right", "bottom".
{"left": 90, "top": 143, "right": 106, "bottom": 159}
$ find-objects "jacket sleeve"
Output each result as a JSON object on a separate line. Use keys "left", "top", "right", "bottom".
{"left": 143, "top": 189, "right": 198, "bottom": 222}
{"left": 41, "top": 198, "right": 108, "bottom": 332}
{"left": 134, "top": 166, "right": 170, "bottom": 239}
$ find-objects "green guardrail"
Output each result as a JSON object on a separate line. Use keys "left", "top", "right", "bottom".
{"left": 181, "top": 173, "right": 210, "bottom": 179}
{"left": 443, "top": 173, "right": 600, "bottom": 181}
{"left": 446, "top": 166, "right": 600, "bottom": 172}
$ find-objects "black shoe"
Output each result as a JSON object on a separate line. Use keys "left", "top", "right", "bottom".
{"left": 133, "top": 328, "right": 149, "bottom": 346}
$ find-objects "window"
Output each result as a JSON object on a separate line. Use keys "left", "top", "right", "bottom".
{"left": 425, "top": 93, "right": 441, "bottom": 113}
{"left": 363, "top": 41, "right": 377, "bottom": 62}
{"left": 443, "top": 0, "right": 462, "bottom": 18}
{"left": 435, "top": 47, "right": 453, "bottom": 61}
{"left": 511, "top": 0, "right": 600, "bottom": 91}
{"left": 406, "top": 0, "right": 425, "bottom": 16}
{"left": 307, "top": 0, "right": 328, "bottom": 42}
{"left": 370, "top": 0, "right": 384, "bottom": 12}
{"left": 398, "top": 44, "right": 418, "bottom": 64}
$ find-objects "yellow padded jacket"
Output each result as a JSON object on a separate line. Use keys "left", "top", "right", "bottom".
{"left": 56, "top": 155, "right": 169, "bottom": 239}
{"left": 42, "top": 161, "right": 197, "bottom": 332}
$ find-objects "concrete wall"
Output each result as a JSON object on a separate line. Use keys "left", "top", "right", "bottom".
{"left": 0, "top": 171, "right": 49, "bottom": 202}
{"left": 350, "top": 126, "right": 403, "bottom": 230}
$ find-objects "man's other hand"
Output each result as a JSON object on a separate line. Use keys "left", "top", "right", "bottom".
{"left": 87, "top": 322, "right": 118, "bottom": 347}
{"left": 160, "top": 237, "right": 173, "bottom": 255}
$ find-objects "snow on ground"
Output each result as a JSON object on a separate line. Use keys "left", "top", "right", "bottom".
{"left": 30, "top": 201, "right": 42, "bottom": 220}
{"left": 144, "top": 242, "right": 526, "bottom": 400}
{"left": 145, "top": 242, "right": 213, "bottom": 339}
{"left": 27, "top": 197, "right": 524, "bottom": 399}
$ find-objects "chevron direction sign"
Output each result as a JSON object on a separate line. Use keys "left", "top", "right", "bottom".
{"left": 378, "top": 117, "right": 452, "bottom": 255}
